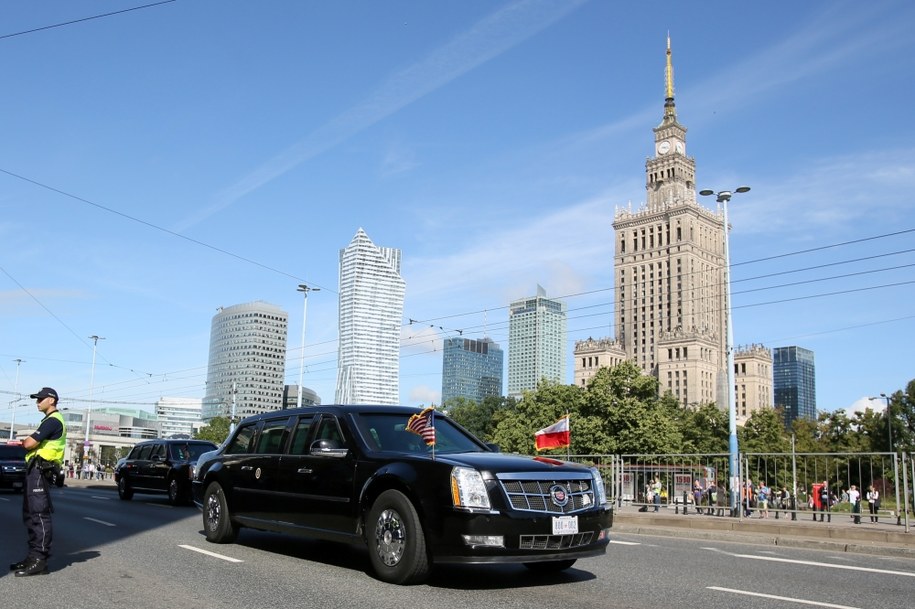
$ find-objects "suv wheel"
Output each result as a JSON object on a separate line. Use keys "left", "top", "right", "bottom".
{"left": 203, "top": 482, "right": 237, "bottom": 543}
{"left": 167, "top": 477, "right": 184, "bottom": 506}
{"left": 367, "top": 489, "right": 429, "bottom": 585}
{"left": 117, "top": 476, "right": 134, "bottom": 501}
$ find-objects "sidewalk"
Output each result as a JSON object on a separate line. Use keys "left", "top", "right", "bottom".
{"left": 613, "top": 504, "right": 915, "bottom": 559}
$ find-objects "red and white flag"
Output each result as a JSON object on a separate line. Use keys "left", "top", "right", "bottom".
{"left": 534, "top": 415, "right": 570, "bottom": 451}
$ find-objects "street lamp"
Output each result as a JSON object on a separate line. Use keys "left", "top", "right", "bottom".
{"left": 296, "top": 284, "right": 319, "bottom": 409}
{"left": 699, "top": 185, "right": 750, "bottom": 517}
{"left": 85, "top": 335, "right": 105, "bottom": 455}
{"left": 869, "top": 392, "right": 901, "bottom": 525}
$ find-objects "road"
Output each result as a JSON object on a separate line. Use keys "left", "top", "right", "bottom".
{"left": 1, "top": 485, "right": 913, "bottom": 608}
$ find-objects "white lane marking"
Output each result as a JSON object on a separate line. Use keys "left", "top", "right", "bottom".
{"left": 91, "top": 495, "right": 111, "bottom": 500}
{"left": 708, "top": 586, "right": 860, "bottom": 609}
{"left": 179, "top": 544, "right": 244, "bottom": 563}
{"left": 609, "top": 540, "right": 640, "bottom": 545}
{"left": 84, "top": 517, "right": 116, "bottom": 527}
{"left": 734, "top": 553, "right": 915, "bottom": 578}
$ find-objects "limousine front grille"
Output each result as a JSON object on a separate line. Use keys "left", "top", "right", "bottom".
{"left": 498, "top": 477, "right": 595, "bottom": 515}
{"left": 519, "top": 531, "right": 595, "bottom": 550}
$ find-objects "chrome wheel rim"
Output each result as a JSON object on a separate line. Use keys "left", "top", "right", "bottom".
{"left": 205, "top": 491, "right": 221, "bottom": 531}
{"left": 169, "top": 479, "right": 179, "bottom": 501}
{"left": 374, "top": 508, "right": 405, "bottom": 566}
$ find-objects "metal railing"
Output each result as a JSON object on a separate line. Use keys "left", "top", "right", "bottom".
{"left": 566, "top": 451, "right": 913, "bottom": 533}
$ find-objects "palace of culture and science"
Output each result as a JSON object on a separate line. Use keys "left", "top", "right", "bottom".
{"left": 574, "top": 38, "right": 772, "bottom": 423}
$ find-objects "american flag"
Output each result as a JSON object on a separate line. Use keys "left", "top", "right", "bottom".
{"left": 406, "top": 407, "right": 436, "bottom": 446}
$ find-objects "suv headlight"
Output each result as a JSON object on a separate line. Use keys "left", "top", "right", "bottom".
{"left": 451, "top": 467, "right": 490, "bottom": 511}
{"left": 590, "top": 466, "right": 608, "bottom": 505}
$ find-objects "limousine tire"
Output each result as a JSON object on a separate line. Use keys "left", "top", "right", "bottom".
{"left": 167, "top": 477, "right": 184, "bottom": 506}
{"left": 203, "top": 482, "right": 237, "bottom": 543}
{"left": 367, "top": 489, "right": 430, "bottom": 585}
{"left": 117, "top": 476, "right": 134, "bottom": 501}
{"left": 523, "top": 559, "right": 577, "bottom": 573}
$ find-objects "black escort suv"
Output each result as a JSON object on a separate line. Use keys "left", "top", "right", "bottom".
{"left": 0, "top": 443, "right": 27, "bottom": 492}
{"left": 115, "top": 439, "right": 217, "bottom": 505}
{"left": 192, "top": 405, "right": 613, "bottom": 584}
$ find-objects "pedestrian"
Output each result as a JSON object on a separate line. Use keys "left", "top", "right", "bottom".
{"left": 651, "top": 477, "right": 662, "bottom": 512}
{"left": 848, "top": 485, "right": 861, "bottom": 524}
{"left": 866, "top": 485, "right": 880, "bottom": 523}
{"left": 757, "top": 481, "right": 770, "bottom": 518}
{"left": 11, "top": 387, "right": 67, "bottom": 577}
{"left": 819, "top": 481, "right": 831, "bottom": 523}
{"left": 693, "top": 480, "right": 704, "bottom": 515}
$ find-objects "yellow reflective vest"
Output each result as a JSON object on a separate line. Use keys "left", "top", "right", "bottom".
{"left": 25, "top": 411, "right": 67, "bottom": 465}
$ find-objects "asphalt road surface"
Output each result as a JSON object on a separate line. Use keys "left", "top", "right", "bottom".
{"left": 1, "top": 485, "right": 913, "bottom": 609}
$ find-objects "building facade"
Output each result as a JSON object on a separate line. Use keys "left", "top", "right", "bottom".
{"left": 335, "top": 228, "right": 406, "bottom": 405}
{"left": 573, "top": 337, "right": 626, "bottom": 388}
{"left": 202, "top": 301, "right": 289, "bottom": 421}
{"left": 607, "top": 37, "right": 772, "bottom": 414}
{"left": 441, "top": 337, "right": 504, "bottom": 404}
{"left": 734, "top": 344, "right": 773, "bottom": 424}
{"left": 507, "top": 286, "right": 567, "bottom": 397}
{"left": 773, "top": 345, "right": 816, "bottom": 427}
{"left": 155, "top": 396, "right": 203, "bottom": 438}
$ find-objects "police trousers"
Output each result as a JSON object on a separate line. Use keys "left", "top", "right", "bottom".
{"left": 22, "top": 464, "right": 53, "bottom": 560}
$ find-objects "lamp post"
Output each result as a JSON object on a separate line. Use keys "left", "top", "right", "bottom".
{"left": 699, "top": 186, "right": 750, "bottom": 517}
{"left": 85, "top": 335, "right": 105, "bottom": 458}
{"left": 869, "top": 393, "right": 902, "bottom": 525}
{"left": 10, "top": 358, "right": 24, "bottom": 440}
{"left": 296, "top": 284, "right": 319, "bottom": 409}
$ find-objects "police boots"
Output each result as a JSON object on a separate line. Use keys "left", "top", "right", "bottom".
{"left": 13, "top": 558, "right": 49, "bottom": 577}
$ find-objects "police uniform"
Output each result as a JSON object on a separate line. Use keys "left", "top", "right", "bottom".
{"left": 10, "top": 387, "right": 67, "bottom": 577}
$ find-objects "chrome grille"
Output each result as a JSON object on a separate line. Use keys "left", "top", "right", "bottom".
{"left": 519, "top": 532, "right": 594, "bottom": 550}
{"left": 499, "top": 477, "right": 594, "bottom": 514}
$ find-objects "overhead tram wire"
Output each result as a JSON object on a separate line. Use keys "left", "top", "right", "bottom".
{"left": 0, "top": 1, "right": 178, "bottom": 42}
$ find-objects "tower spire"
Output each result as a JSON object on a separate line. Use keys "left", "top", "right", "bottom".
{"left": 664, "top": 33, "right": 676, "bottom": 120}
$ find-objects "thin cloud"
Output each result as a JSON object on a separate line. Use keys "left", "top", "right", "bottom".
{"left": 173, "top": 0, "right": 587, "bottom": 233}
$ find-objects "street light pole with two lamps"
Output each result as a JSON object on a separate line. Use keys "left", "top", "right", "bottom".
{"left": 84, "top": 335, "right": 105, "bottom": 458}
{"left": 869, "top": 392, "right": 902, "bottom": 525}
{"left": 699, "top": 186, "right": 751, "bottom": 517}
{"left": 296, "top": 284, "right": 319, "bottom": 409}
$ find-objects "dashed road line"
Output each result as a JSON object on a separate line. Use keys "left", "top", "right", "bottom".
{"left": 179, "top": 544, "right": 244, "bottom": 563}
{"left": 84, "top": 517, "right": 116, "bottom": 527}
{"left": 708, "top": 586, "right": 860, "bottom": 609}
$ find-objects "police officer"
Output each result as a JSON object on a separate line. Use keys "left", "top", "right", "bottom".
{"left": 10, "top": 387, "right": 67, "bottom": 577}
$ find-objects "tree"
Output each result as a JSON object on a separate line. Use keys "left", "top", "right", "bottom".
{"left": 195, "top": 416, "right": 232, "bottom": 445}
{"left": 678, "top": 403, "right": 728, "bottom": 453}
{"left": 739, "top": 408, "right": 790, "bottom": 454}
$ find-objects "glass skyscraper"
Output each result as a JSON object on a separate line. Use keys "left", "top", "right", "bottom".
{"left": 335, "top": 228, "right": 406, "bottom": 405}
{"left": 507, "top": 286, "right": 567, "bottom": 397}
{"left": 773, "top": 346, "right": 816, "bottom": 427}
{"left": 441, "top": 337, "right": 504, "bottom": 405}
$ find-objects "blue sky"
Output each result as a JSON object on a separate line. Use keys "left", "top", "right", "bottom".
{"left": 2, "top": 0, "right": 913, "bottom": 426}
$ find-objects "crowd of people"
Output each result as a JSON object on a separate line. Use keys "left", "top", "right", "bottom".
{"left": 62, "top": 460, "right": 111, "bottom": 480}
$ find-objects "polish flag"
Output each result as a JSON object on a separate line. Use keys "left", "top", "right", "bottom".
{"left": 534, "top": 416, "right": 570, "bottom": 451}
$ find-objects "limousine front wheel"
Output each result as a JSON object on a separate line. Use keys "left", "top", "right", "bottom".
{"left": 203, "top": 482, "right": 237, "bottom": 544}
{"left": 368, "top": 490, "right": 429, "bottom": 585}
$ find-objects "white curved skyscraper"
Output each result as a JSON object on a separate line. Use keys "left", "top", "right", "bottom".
{"left": 335, "top": 228, "right": 405, "bottom": 405}
{"left": 202, "top": 301, "right": 288, "bottom": 420}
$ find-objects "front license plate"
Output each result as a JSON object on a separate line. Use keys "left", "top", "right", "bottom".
{"left": 552, "top": 515, "right": 578, "bottom": 535}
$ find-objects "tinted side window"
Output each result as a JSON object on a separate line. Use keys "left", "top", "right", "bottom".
{"left": 289, "top": 416, "right": 316, "bottom": 455}
{"left": 152, "top": 443, "right": 166, "bottom": 459}
{"left": 254, "top": 419, "right": 289, "bottom": 454}
{"left": 313, "top": 416, "right": 346, "bottom": 447}
{"left": 136, "top": 444, "right": 153, "bottom": 460}
{"left": 225, "top": 424, "right": 256, "bottom": 455}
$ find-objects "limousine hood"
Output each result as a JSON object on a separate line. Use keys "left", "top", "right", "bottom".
{"left": 432, "top": 451, "right": 593, "bottom": 475}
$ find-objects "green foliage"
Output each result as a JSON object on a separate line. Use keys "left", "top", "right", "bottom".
{"left": 194, "top": 416, "right": 232, "bottom": 445}
{"left": 739, "top": 407, "right": 789, "bottom": 453}
{"left": 679, "top": 403, "right": 728, "bottom": 453}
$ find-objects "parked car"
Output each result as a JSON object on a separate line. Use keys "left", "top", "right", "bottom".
{"left": 192, "top": 405, "right": 613, "bottom": 584}
{"left": 0, "top": 442, "right": 27, "bottom": 492}
{"left": 115, "top": 439, "right": 217, "bottom": 505}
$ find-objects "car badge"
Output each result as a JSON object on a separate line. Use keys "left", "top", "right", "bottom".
{"left": 549, "top": 484, "right": 570, "bottom": 507}
{"left": 255, "top": 467, "right": 262, "bottom": 479}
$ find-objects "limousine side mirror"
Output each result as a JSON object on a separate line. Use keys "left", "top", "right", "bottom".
{"left": 309, "top": 439, "right": 348, "bottom": 458}
{"left": 486, "top": 443, "right": 501, "bottom": 453}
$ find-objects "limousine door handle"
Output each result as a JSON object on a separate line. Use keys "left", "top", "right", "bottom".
{"left": 297, "top": 467, "right": 313, "bottom": 475}
{"left": 240, "top": 466, "right": 253, "bottom": 471}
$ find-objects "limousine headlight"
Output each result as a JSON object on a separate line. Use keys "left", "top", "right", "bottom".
{"left": 451, "top": 467, "right": 490, "bottom": 511}
{"left": 590, "top": 466, "right": 608, "bottom": 505}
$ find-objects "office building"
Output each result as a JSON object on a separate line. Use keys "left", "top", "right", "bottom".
{"left": 507, "top": 286, "right": 567, "bottom": 397}
{"left": 155, "top": 397, "right": 203, "bottom": 438}
{"left": 335, "top": 228, "right": 406, "bottom": 404}
{"left": 202, "top": 301, "right": 288, "bottom": 421}
{"left": 773, "top": 346, "right": 816, "bottom": 427}
{"left": 441, "top": 337, "right": 504, "bottom": 404}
